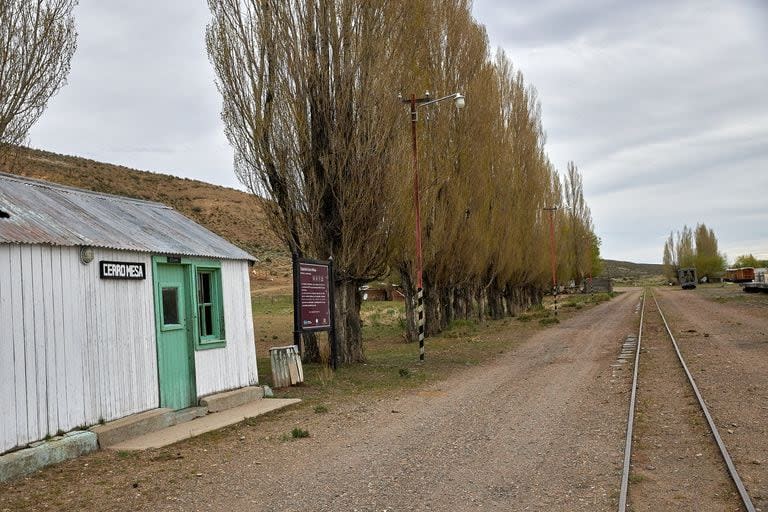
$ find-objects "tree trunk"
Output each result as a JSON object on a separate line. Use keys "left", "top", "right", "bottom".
{"left": 453, "top": 287, "right": 468, "bottom": 320}
{"left": 440, "top": 286, "right": 454, "bottom": 328}
{"left": 334, "top": 279, "right": 364, "bottom": 363}
{"left": 301, "top": 332, "right": 321, "bottom": 363}
{"left": 423, "top": 274, "right": 443, "bottom": 336}
{"left": 487, "top": 280, "right": 504, "bottom": 319}
{"left": 474, "top": 287, "right": 486, "bottom": 322}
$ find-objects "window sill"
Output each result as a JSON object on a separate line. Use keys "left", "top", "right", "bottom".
{"left": 195, "top": 339, "right": 227, "bottom": 350}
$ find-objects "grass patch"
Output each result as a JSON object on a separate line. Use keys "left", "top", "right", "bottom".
{"left": 361, "top": 302, "right": 406, "bottom": 339}
{"left": 252, "top": 294, "right": 293, "bottom": 316}
{"left": 313, "top": 404, "right": 329, "bottom": 414}
{"left": 291, "top": 427, "right": 310, "bottom": 439}
{"left": 443, "top": 319, "right": 479, "bottom": 338}
{"left": 539, "top": 317, "right": 560, "bottom": 326}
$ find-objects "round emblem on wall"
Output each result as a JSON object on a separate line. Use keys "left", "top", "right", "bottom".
{"left": 79, "top": 246, "right": 94, "bottom": 265}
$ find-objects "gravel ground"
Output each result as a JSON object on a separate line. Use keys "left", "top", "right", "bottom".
{"left": 628, "top": 292, "right": 743, "bottom": 511}
{"left": 0, "top": 290, "right": 642, "bottom": 511}
{"left": 242, "top": 289, "right": 641, "bottom": 512}
{"left": 8, "top": 286, "right": 763, "bottom": 512}
{"left": 653, "top": 286, "right": 768, "bottom": 510}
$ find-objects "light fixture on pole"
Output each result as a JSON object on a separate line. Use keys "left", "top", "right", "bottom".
{"left": 583, "top": 234, "right": 593, "bottom": 294}
{"left": 402, "top": 90, "right": 466, "bottom": 361}
{"left": 543, "top": 206, "right": 559, "bottom": 315}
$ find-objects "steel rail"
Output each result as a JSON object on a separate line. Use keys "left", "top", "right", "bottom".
{"left": 617, "top": 289, "right": 645, "bottom": 511}
{"left": 652, "top": 291, "right": 756, "bottom": 512}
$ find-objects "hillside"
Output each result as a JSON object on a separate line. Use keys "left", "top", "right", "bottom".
{"left": 600, "top": 259, "right": 665, "bottom": 285}
{"left": 0, "top": 146, "right": 284, "bottom": 261}
{"left": 0, "top": 147, "right": 668, "bottom": 288}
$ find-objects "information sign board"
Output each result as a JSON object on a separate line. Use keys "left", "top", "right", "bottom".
{"left": 298, "top": 261, "right": 332, "bottom": 330}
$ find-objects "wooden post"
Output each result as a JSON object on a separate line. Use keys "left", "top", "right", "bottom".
{"left": 328, "top": 257, "right": 338, "bottom": 370}
{"left": 291, "top": 252, "right": 302, "bottom": 356}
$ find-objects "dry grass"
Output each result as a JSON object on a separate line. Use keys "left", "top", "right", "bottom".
{"left": 253, "top": 294, "right": 614, "bottom": 409}
{"left": 0, "top": 146, "right": 284, "bottom": 258}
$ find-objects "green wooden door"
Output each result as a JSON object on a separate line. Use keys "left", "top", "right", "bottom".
{"left": 154, "top": 263, "right": 196, "bottom": 410}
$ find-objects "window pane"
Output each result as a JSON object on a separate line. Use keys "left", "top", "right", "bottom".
{"left": 199, "top": 304, "right": 214, "bottom": 336}
{"left": 162, "top": 287, "right": 179, "bottom": 325}
{"left": 203, "top": 305, "right": 213, "bottom": 336}
{"left": 198, "top": 271, "right": 212, "bottom": 303}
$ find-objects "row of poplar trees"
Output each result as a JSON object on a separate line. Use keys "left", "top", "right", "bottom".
{"left": 662, "top": 224, "right": 725, "bottom": 282}
{"left": 206, "top": 0, "right": 599, "bottom": 363}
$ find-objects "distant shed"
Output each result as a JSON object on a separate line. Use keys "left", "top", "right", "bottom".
{"left": 0, "top": 173, "right": 258, "bottom": 454}
{"left": 584, "top": 277, "right": 613, "bottom": 293}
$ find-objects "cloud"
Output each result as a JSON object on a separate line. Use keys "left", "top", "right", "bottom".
{"left": 474, "top": 0, "right": 768, "bottom": 262}
{"left": 25, "top": 1, "right": 768, "bottom": 263}
{"left": 29, "top": 3, "right": 239, "bottom": 188}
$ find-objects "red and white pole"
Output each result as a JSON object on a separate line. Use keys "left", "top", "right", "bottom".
{"left": 545, "top": 207, "right": 558, "bottom": 315}
{"left": 411, "top": 95, "right": 425, "bottom": 360}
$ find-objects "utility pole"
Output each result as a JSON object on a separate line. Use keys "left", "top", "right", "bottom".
{"left": 402, "top": 91, "right": 465, "bottom": 361}
{"left": 543, "top": 206, "right": 559, "bottom": 315}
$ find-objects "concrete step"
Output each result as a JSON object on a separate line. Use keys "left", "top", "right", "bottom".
{"left": 90, "top": 408, "right": 175, "bottom": 448}
{"left": 91, "top": 387, "right": 270, "bottom": 449}
{"left": 199, "top": 386, "right": 264, "bottom": 413}
{"left": 174, "top": 406, "right": 207, "bottom": 424}
{"left": 109, "top": 398, "right": 301, "bottom": 451}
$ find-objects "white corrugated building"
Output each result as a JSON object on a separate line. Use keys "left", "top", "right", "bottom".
{"left": 0, "top": 173, "right": 258, "bottom": 454}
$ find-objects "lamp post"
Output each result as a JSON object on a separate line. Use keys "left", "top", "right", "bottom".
{"left": 402, "top": 91, "right": 465, "bottom": 361}
{"left": 543, "top": 206, "right": 559, "bottom": 315}
{"left": 582, "top": 234, "right": 593, "bottom": 294}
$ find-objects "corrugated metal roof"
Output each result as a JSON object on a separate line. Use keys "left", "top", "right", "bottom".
{"left": 0, "top": 172, "right": 255, "bottom": 261}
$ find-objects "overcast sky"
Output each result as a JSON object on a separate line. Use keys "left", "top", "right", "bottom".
{"left": 29, "top": 1, "right": 767, "bottom": 263}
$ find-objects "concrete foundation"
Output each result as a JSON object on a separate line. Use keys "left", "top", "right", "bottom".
{"left": 0, "top": 386, "right": 287, "bottom": 482}
{"left": 0, "top": 431, "right": 98, "bottom": 483}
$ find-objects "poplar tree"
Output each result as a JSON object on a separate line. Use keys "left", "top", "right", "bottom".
{"left": 693, "top": 223, "right": 725, "bottom": 279}
{"left": 662, "top": 224, "right": 725, "bottom": 281}
{"left": 209, "top": 0, "right": 601, "bottom": 352}
{"left": 207, "top": 0, "right": 407, "bottom": 362}
{"left": 0, "top": 0, "right": 77, "bottom": 149}
{"left": 662, "top": 232, "right": 676, "bottom": 282}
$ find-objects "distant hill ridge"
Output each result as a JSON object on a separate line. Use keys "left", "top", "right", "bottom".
{"left": 0, "top": 146, "right": 283, "bottom": 257}
{"left": 600, "top": 259, "right": 664, "bottom": 282}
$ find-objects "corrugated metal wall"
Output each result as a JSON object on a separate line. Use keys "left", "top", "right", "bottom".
{"left": 0, "top": 246, "right": 258, "bottom": 454}
{"left": 194, "top": 260, "right": 259, "bottom": 397}
{"left": 0, "top": 246, "right": 157, "bottom": 453}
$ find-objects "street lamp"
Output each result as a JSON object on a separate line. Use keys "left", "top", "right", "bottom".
{"left": 582, "top": 234, "right": 593, "bottom": 294}
{"left": 402, "top": 91, "right": 466, "bottom": 361}
{"left": 543, "top": 206, "right": 559, "bottom": 315}
{"left": 542, "top": 205, "right": 572, "bottom": 315}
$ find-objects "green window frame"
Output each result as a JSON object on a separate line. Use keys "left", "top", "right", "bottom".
{"left": 194, "top": 263, "right": 226, "bottom": 350}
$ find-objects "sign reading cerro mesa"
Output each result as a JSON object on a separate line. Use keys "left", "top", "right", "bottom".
{"left": 298, "top": 261, "right": 331, "bottom": 330}
{"left": 99, "top": 261, "right": 146, "bottom": 280}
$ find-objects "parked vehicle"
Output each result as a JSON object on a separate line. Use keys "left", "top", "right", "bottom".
{"left": 724, "top": 267, "right": 755, "bottom": 283}
{"left": 678, "top": 267, "right": 697, "bottom": 289}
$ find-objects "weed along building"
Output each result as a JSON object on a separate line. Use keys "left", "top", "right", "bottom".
{"left": 0, "top": 173, "right": 258, "bottom": 454}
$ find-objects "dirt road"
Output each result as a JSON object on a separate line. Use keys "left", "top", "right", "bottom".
{"left": 1, "top": 290, "right": 644, "bottom": 511}
{"left": 242, "top": 290, "right": 641, "bottom": 511}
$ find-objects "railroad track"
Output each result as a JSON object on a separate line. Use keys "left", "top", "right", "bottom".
{"left": 618, "top": 289, "right": 756, "bottom": 511}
